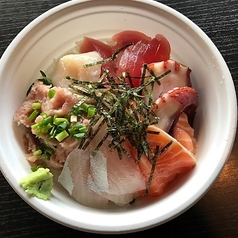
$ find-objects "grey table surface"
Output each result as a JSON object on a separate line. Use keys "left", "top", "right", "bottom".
{"left": 1, "top": 0, "right": 238, "bottom": 237}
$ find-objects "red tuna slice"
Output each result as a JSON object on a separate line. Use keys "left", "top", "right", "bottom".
{"left": 143, "top": 35, "right": 171, "bottom": 63}
{"left": 153, "top": 86, "right": 198, "bottom": 132}
{"left": 79, "top": 36, "right": 113, "bottom": 58}
{"left": 132, "top": 125, "right": 196, "bottom": 197}
{"left": 79, "top": 36, "right": 116, "bottom": 76}
{"left": 112, "top": 30, "right": 151, "bottom": 50}
{"left": 143, "top": 60, "right": 191, "bottom": 101}
{"left": 116, "top": 34, "right": 171, "bottom": 87}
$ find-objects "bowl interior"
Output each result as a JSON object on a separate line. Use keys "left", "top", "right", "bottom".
{"left": 0, "top": 0, "right": 236, "bottom": 234}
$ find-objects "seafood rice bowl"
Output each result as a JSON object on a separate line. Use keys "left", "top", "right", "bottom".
{"left": 0, "top": 0, "right": 236, "bottom": 234}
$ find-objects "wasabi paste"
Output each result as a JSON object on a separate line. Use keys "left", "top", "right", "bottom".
{"left": 19, "top": 168, "right": 53, "bottom": 200}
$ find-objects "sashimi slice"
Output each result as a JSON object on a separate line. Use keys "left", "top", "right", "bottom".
{"left": 78, "top": 36, "right": 116, "bottom": 76}
{"left": 112, "top": 30, "right": 151, "bottom": 50}
{"left": 52, "top": 52, "right": 102, "bottom": 88}
{"left": 131, "top": 125, "right": 196, "bottom": 197}
{"left": 58, "top": 147, "right": 109, "bottom": 208}
{"left": 79, "top": 36, "right": 113, "bottom": 59}
{"left": 116, "top": 40, "right": 149, "bottom": 86}
{"left": 143, "top": 35, "right": 171, "bottom": 64}
{"left": 172, "top": 128, "right": 194, "bottom": 154}
{"left": 59, "top": 123, "right": 146, "bottom": 206}
{"left": 89, "top": 138, "right": 146, "bottom": 205}
{"left": 116, "top": 34, "right": 171, "bottom": 87}
{"left": 172, "top": 112, "right": 196, "bottom": 153}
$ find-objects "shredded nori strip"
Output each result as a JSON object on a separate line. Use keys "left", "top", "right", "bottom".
{"left": 67, "top": 65, "right": 171, "bottom": 162}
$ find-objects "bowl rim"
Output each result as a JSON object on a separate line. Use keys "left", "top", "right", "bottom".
{"left": 0, "top": 0, "right": 237, "bottom": 234}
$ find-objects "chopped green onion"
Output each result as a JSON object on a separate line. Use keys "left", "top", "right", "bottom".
{"left": 81, "top": 103, "right": 90, "bottom": 112}
{"left": 40, "top": 116, "right": 53, "bottom": 126}
{"left": 69, "top": 124, "right": 87, "bottom": 140}
{"left": 69, "top": 124, "right": 87, "bottom": 133}
{"left": 44, "top": 147, "right": 54, "bottom": 160}
{"left": 71, "top": 104, "right": 84, "bottom": 116}
{"left": 44, "top": 153, "right": 51, "bottom": 161}
{"left": 87, "top": 106, "right": 96, "bottom": 118}
{"left": 42, "top": 117, "right": 71, "bottom": 141}
{"left": 41, "top": 123, "right": 53, "bottom": 133}
{"left": 31, "top": 115, "right": 53, "bottom": 136}
{"left": 37, "top": 144, "right": 54, "bottom": 161}
{"left": 48, "top": 89, "right": 56, "bottom": 99}
{"left": 31, "top": 102, "right": 41, "bottom": 110}
{"left": 31, "top": 124, "right": 38, "bottom": 130}
{"left": 33, "top": 149, "right": 42, "bottom": 158}
{"left": 49, "top": 126, "right": 57, "bottom": 139}
{"left": 73, "top": 133, "right": 86, "bottom": 139}
{"left": 70, "top": 102, "right": 95, "bottom": 119}
{"left": 53, "top": 117, "right": 69, "bottom": 126}
{"left": 57, "top": 121, "right": 68, "bottom": 130}
{"left": 28, "top": 110, "right": 39, "bottom": 122}
{"left": 70, "top": 115, "right": 78, "bottom": 122}
{"left": 41, "top": 112, "right": 48, "bottom": 118}
{"left": 81, "top": 103, "right": 96, "bottom": 118}
{"left": 44, "top": 147, "right": 54, "bottom": 154}
{"left": 55, "top": 130, "right": 69, "bottom": 142}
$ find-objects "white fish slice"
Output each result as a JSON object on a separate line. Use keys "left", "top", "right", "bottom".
{"left": 89, "top": 139, "right": 146, "bottom": 205}
{"left": 58, "top": 147, "right": 108, "bottom": 208}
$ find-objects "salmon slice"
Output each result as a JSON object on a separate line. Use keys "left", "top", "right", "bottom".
{"left": 131, "top": 125, "right": 196, "bottom": 197}
{"left": 172, "top": 112, "right": 196, "bottom": 154}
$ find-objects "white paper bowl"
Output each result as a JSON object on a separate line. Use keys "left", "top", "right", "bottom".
{"left": 0, "top": 0, "right": 237, "bottom": 234}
